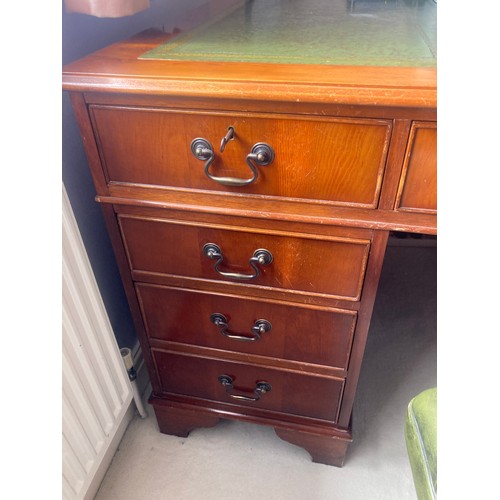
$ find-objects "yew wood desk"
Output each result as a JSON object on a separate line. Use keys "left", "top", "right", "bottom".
{"left": 62, "top": 0, "right": 436, "bottom": 467}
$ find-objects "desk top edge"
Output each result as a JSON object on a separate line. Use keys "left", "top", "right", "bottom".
{"left": 62, "top": 29, "right": 436, "bottom": 109}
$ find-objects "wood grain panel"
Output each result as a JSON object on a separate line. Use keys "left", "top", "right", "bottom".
{"left": 152, "top": 350, "right": 344, "bottom": 422}
{"left": 136, "top": 283, "right": 356, "bottom": 369}
{"left": 84, "top": 92, "right": 437, "bottom": 121}
{"left": 118, "top": 214, "right": 371, "bottom": 300}
{"left": 90, "top": 105, "right": 391, "bottom": 208}
{"left": 395, "top": 122, "right": 437, "bottom": 213}
{"left": 105, "top": 190, "right": 437, "bottom": 234}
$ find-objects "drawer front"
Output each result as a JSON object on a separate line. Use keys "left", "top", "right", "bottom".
{"left": 91, "top": 106, "right": 391, "bottom": 208}
{"left": 396, "top": 122, "right": 437, "bottom": 213}
{"left": 153, "top": 350, "right": 344, "bottom": 422}
{"left": 137, "top": 284, "right": 357, "bottom": 370}
{"left": 120, "top": 215, "right": 371, "bottom": 300}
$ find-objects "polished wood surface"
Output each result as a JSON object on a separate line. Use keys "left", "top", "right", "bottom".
{"left": 396, "top": 122, "right": 437, "bottom": 213}
{"left": 152, "top": 350, "right": 344, "bottom": 422}
{"left": 69, "top": 86, "right": 437, "bottom": 234}
{"left": 152, "top": 400, "right": 222, "bottom": 438}
{"left": 118, "top": 212, "right": 371, "bottom": 300}
{"left": 136, "top": 283, "right": 357, "bottom": 371}
{"left": 103, "top": 189, "right": 437, "bottom": 234}
{"left": 91, "top": 105, "right": 391, "bottom": 208}
{"left": 274, "top": 427, "right": 351, "bottom": 467}
{"left": 336, "top": 230, "right": 389, "bottom": 427}
{"left": 63, "top": 13, "right": 436, "bottom": 466}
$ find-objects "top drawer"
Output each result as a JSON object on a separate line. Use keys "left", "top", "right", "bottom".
{"left": 90, "top": 106, "right": 392, "bottom": 208}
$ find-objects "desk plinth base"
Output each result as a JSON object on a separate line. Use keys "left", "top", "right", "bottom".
{"left": 149, "top": 395, "right": 353, "bottom": 467}
{"left": 274, "top": 426, "right": 352, "bottom": 467}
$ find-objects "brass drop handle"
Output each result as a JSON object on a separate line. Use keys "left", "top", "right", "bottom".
{"left": 190, "top": 128, "right": 274, "bottom": 187}
{"left": 210, "top": 313, "right": 271, "bottom": 342}
{"left": 203, "top": 243, "right": 273, "bottom": 280}
{"left": 218, "top": 375, "right": 272, "bottom": 402}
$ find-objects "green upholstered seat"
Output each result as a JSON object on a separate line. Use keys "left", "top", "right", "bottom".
{"left": 405, "top": 388, "right": 437, "bottom": 500}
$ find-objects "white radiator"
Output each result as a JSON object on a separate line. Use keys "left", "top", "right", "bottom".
{"left": 62, "top": 184, "right": 134, "bottom": 500}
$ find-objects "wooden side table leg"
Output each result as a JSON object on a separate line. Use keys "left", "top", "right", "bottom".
{"left": 150, "top": 398, "right": 221, "bottom": 438}
{"left": 274, "top": 426, "right": 352, "bottom": 467}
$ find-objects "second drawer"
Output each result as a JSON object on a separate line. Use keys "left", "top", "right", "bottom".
{"left": 120, "top": 214, "right": 371, "bottom": 301}
{"left": 137, "top": 283, "right": 357, "bottom": 371}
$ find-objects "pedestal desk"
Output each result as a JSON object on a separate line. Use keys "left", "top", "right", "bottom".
{"left": 63, "top": 0, "right": 437, "bottom": 466}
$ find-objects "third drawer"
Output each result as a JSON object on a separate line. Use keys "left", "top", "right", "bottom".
{"left": 137, "top": 283, "right": 357, "bottom": 373}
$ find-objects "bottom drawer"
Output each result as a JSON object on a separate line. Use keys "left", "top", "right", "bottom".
{"left": 153, "top": 350, "right": 344, "bottom": 422}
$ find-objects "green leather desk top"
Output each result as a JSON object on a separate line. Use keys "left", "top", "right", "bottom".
{"left": 140, "top": 0, "right": 437, "bottom": 67}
